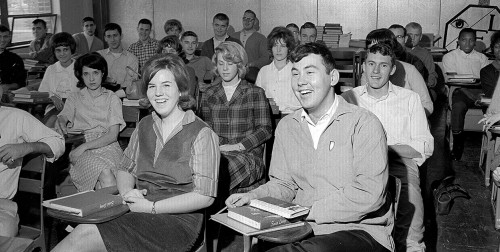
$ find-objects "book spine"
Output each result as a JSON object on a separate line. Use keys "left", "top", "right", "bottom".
{"left": 81, "top": 197, "right": 123, "bottom": 216}
{"left": 228, "top": 211, "right": 260, "bottom": 229}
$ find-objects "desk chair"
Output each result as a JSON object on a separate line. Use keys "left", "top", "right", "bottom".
{"left": 331, "top": 50, "right": 356, "bottom": 89}
{"left": 388, "top": 175, "right": 401, "bottom": 220}
{"left": 120, "top": 105, "right": 141, "bottom": 139}
{"left": 13, "top": 154, "right": 47, "bottom": 252}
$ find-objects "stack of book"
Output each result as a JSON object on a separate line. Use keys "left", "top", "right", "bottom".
{"left": 322, "top": 23, "right": 343, "bottom": 48}
{"left": 446, "top": 73, "right": 476, "bottom": 83}
{"left": 11, "top": 90, "right": 50, "bottom": 103}
{"left": 316, "top": 26, "right": 324, "bottom": 41}
{"left": 226, "top": 197, "right": 309, "bottom": 230}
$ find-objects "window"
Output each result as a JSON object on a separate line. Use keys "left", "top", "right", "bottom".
{"left": 0, "top": 0, "right": 56, "bottom": 46}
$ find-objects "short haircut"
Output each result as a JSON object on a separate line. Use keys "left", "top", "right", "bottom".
{"left": 0, "top": 24, "right": 10, "bottom": 34}
{"left": 82, "top": 17, "right": 95, "bottom": 24}
{"left": 244, "top": 9, "right": 256, "bottom": 18}
{"left": 459, "top": 28, "right": 476, "bottom": 40}
{"left": 74, "top": 52, "right": 108, "bottom": 89}
{"left": 490, "top": 31, "right": 500, "bottom": 49}
{"left": 104, "top": 23, "right": 122, "bottom": 35}
{"left": 141, "top": 53, "right": 196, "bottom": 110}
{"left": 267, "top": 26, "right": 296, "bottom": 55}
{"left": 164, "top": 19, "right": 183, "bottom": 34}
{"left": 286, "top": 23, "right": 299, "bottom": 30}
{"left": 388, "top": 24, "right": 406, "bottom": 36}
{"left": 213, "top": 41, "right": 248, "bottom": 78}
{"left": 213, "top": 13, "right": 229, "bottom": 23}
{"left": 33, "top": 19, "right": 47, "bottom": 29}
{"left": 51, "top": 32, "right": 77, "bottom": 55}
{"left": 300, "top": 22, "right": 317, "bottom": 34}
{"left": 138, "top": 18, "right": 152, "bottom": 28}
{"left": 181, "top": 31, "right": 198, "bottom": 41}
{"left": 157, "top": 35, "right": 183, "bottom": 54}
{"left": 366, "top": 43, "right": 396, "bottom": 66}
{"left": 406, "top": 22, "right": 422, "bottom": 32}
{"left": 365, "top": 28, "right": 398, "bottom": 50}
{"left": 290, "top": 42, "right": 335, "bottom": 74}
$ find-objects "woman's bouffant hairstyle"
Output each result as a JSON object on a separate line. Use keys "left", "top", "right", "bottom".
{"left": 51, "top": 32, "right": 77, "bottom": 55}
{"left": 141, "top": 54, "right": 196, "bottom": 110}
{"left": 74, "top": 52, "right": 108, "bottom": 88}
{"left": 267, "top": 26, "right": 296, "bottom": 56}
{"left": 212, "top": 41, "right": 248, "bottom": 79}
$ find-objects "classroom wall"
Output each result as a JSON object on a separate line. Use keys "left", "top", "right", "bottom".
{"left": 108, "top": 0, "right": 500, "bottom": 50}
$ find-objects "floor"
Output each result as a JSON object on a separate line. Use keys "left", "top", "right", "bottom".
{"left": 43, "top": 99, "right": 500, "bottom": 251}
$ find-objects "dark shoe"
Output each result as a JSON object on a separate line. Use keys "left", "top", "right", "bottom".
{"left": 452, "top": 132, "right": 465, "bottom": 160}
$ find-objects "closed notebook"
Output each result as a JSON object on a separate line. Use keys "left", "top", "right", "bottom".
{"left": 249, "top": 197, "right": 310, "bottom": 219}
{"left": 228, "top": 205, "right": 292, "bottom": 230}
{"left": 11, "top": 90, "right": 49, "bottom": 99}
{"left": 42, "top": 190, "right": 124, "bottom": 217}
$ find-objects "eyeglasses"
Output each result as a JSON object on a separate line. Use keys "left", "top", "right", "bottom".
{"left": 395, "top": 35, "right": 405, "bottom": 39}
{"left": 242, "top": 18, "right": 255, "bottom": 22}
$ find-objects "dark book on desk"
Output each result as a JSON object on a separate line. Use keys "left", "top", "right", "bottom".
{"left": 42, "top": 190, "right": 124, "bottom": 217}
{"left": 249, "top": 197, "right": 310, "bottom": 219}
{"left": 12, "top": 97, "right": 52, "bottom": 103}
{"left": 228, "top": 205, "right": 297, "bottom": 230}
{"left": 11, "top": 90, "right": 49, "bottom": 99}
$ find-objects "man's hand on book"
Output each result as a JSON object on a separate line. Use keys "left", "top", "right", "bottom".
{"left": 124, "top": 196, "right": 153, "bottom": 213}
{"left": 226, "top": 192, "right": 258, "bottom": 208}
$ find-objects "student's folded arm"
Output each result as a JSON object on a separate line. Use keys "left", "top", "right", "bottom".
{"left": 407, "top": 94, "right": 434, "bottom": 165}
{"left": 307, "top": 113, "right": 388, "bottom": 224}
{"left": 21, "top": 111, "right": 65, "bottom": 161}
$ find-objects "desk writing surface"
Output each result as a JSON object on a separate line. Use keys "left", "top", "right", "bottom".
{"left": 210, "top": 213, "right": 305, "bottom": 236}
{"left": 0, "top": 236, "right": 32, "bottom": 252}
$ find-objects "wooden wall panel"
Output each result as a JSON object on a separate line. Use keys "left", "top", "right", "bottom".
{"left": 378, "top": 0, "right": 440, "bottom": 35}
{"left": 318, "top": 0, "right": 377, "bottom": 40}
{"left": 261, "top": 0, "right": 317, "bottom": 38}
{"left": 152, "top": 0, "right": 207, "bottom": 40}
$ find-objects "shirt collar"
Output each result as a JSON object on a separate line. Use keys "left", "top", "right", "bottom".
{"left": 151, "top": 110, "right": 196, "bottom": 135}
{"left": 359, "top": 81, "right": 398, "bottom": 99}
{"left": 80, "top": 87, "right": 109, "bottom": 98}
{"left": 55, "top": 60, "right": 75, "bottom": 72}
{"left": 300, "top": 93, "right": 339, "bottom": 125}
{"left": 270, "top": 60, "right": 292, "bottom": 72}
{"left": 214, "top": 34, "right": 229, "bottom": 42}
{"left": 104, "top": 48, "right": 127, "bottom": 56}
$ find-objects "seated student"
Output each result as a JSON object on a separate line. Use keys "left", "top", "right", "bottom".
{"left": 343, "top": 43, "right": 434, "bottom": 252}
{"left": 255, "top": 26, "right": 301, "bottom": 114}
{"left": 480, "top": 78, "right": 500, "bottom": 182}
{"left": 164, "top": 19, "right": 183, "bottom": 37}
{"left": 38, "top": 32, "right": 79, "bottom": 127}
{"left": 201, "top": 41, "right": 272, "bottom": 193}
{"left": 362, "top": 28, "right": 434, "bottom": 116}
{"left": 73, "top": 17, "right": 104, "bottom": 58}
{"left": 0, "top": 86, "right": 64, "bottom": 237}
{"left": 286, "top": 23, "right": 300, "bottom": 45}
{"left": 480, "top": 31, "right": 500, "bottom": 99}
{"left": 97, "top": 23, "right": 139, "bottom": 98}
{"left": 18, "top": 19, "right": 55, "bottom": 64}
{"left": 200, "top": 13, "right": 242, "bottom": 60}
{"left": 52, "top": 53, "right": 220, "bottom": 252}
{"left": 299, "top": 22, "right": 317, "bottom": 44}
{"left": 405, "top": 22, "right": 439, "bottom": 89}
{"left": 226, "top": 42, "right": 393, "bottom": 252}
{"left": 233, "top": 10, "right": 271, "bottom": 70}
{"left": 157, "top": 35, "right": 198, "bottom": 98}
{"left": 54, "top": 53, "right": 125, "bottom": 192}
{"left": 0, "top": 25, "right": 26, "bottom": 93}
{"left": 181, "top": 31, "right": 214, "bottom": 86}
{"left": 443, "top": 28, "right": 489, "bottom": 160}
{"left": 128, "top": 18, "right": 159, "bottom": 71}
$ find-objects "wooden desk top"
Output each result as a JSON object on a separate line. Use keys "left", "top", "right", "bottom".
{"left": 47, "top": 204, "right": 129, "bottom": 224}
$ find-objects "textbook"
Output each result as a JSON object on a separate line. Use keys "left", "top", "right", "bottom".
{"left": 227, "top": 205, "right": 299, "bottom": 230}
{"left": 11, "top": 90, "right": 50, "bottom": 99}
{"left": 12, "top": 97, "right": 52, "bottom": 103}
{"left": 249, "top": 197, "right": 310, "bottom": 219}
{"left": 42, "top": 190, "right": 124, "bottom": 217}
{"left": 211, "top": 213, "right": 305, "bottom": 236}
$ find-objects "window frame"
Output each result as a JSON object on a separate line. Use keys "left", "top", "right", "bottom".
{"left": 0, "top": 0, "right": 56, "bottom": 47}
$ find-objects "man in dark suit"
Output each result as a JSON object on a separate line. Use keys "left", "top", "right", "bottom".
{"left": 200, "top": 13, "right": 242, "bottom": 60}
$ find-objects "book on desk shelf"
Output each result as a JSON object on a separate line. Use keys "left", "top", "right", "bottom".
{"left": 42, "top": 190, "right": 124, "bottom": 217}
{"left": 227, "top": 205, "right": 305, "bottom": 231}
{"left": 11, "top": 90, "right": 49, "bottom": 99}
{"left": 481, "top": 96, "right": 492, "bottom": 104}
{"left": 446, "top": 73, "right": 476, "bottom": 83}
{"left": 12, "top": 97, "right": 52, "bottom": 103}
{"left": 122, "top": 98, "right": 140, "bottom": 107}
{"left": 249, "top": 197, "right": 310, "bottom": 219}
{"left": 211, "top": 212, "right": 305, "bottom": 236}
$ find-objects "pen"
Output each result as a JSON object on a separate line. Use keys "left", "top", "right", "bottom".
{"left": 126, "top": 66, "right": 141, "bottom": 79}
{"left": 215, "top": 206, "right": 228, "bottom": 215}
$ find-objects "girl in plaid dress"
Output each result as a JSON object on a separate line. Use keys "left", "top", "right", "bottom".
{"left": 55, "top": 53, "right": 125, "bottom": 191}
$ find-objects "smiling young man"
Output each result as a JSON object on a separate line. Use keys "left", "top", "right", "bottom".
{"left": 181, "top": 31, "right": 214, "bottom": 85}
{"left": 225, "top": 42, "right": 394, "bottom": 252}
{"left": 97, "top": 23, "right": 139, "bottom": 97}
{"left": 128, "top": 19, "right": 159, "bottom": 71}
{"left": 299, "top": 22, "right": 317, "bottom": 44}
{"left": 343, "top": 43, "right": 433, "bottom": 252}
{"left": 232, "top": 10, "right": 271, "bottom": 69}
{"left": 19, "top": 19, "right": 55, "bottom": 64}
{"left": 0, "top": 25, "right": 26, "bottom": 92}
{"left": 73, "top": 17, "right": 104, "bottom": 58}
{"left": 200, "top": 13, "right": 242, "bottom": 60}
{"left": 442, "top": 28, "right": 489, "bottom": 160}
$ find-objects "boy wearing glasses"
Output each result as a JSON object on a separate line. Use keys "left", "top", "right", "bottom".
{"left": 233, "top": 10, "right": 270, "bottom": 69}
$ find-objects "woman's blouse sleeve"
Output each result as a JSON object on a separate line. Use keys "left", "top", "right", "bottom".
{"left": 190, "top": 127, "right": 220, "bottom": 197}
{"left": 108, "top": 94, "right": 126, "bottom": 131}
